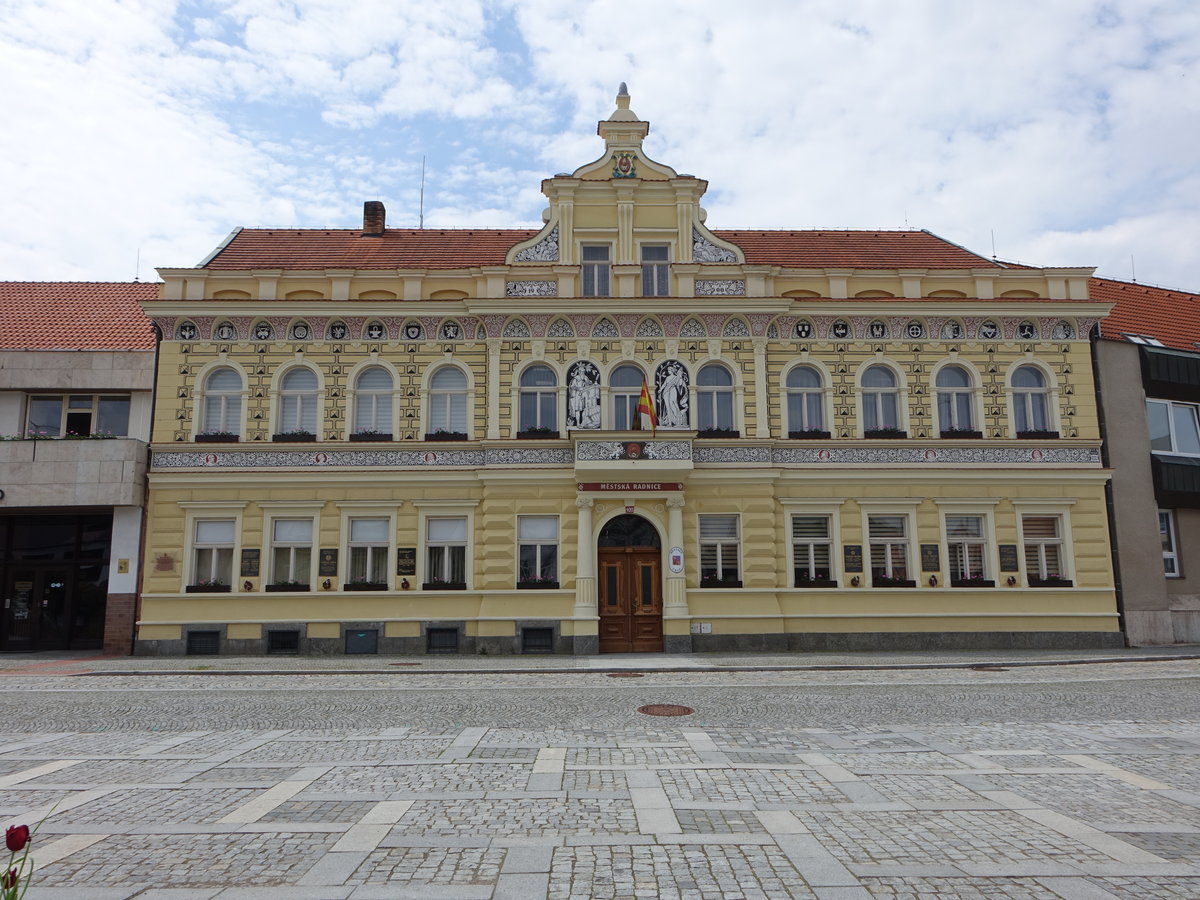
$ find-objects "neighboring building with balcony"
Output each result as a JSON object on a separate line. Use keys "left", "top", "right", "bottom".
{"left": 1092, "top": 277, "right": 1200, "bottom": 644}
{"left": 0, "top": 282, "right": 157, "bottom": 653}
{"left": 134, "top": 87, "right": 1120, "bottom": 656}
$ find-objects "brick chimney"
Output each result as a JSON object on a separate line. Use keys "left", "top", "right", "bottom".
{"left": 362, "top": 201, "right": 386, "bottom": 237}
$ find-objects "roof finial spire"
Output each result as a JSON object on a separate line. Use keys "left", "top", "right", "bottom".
{"left": 617, "top": 82, "right": 629, "bottom": 105}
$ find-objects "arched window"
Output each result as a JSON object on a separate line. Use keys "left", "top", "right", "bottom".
{"left": 353, "top": 367, "right": 393, "bottom": 435}
{"left": 786, "top": 366, "right": 824, "bottom": 435}
{"left": 936, "top": 365, "right": 975, "bottom": 433}
{"left": 610, "top": 364, "right": 645, "bottom": 430}
{"left": 278, "top": 368, "right": 318, "bottom": 434}
{"left": 861, "top": 365, "right": 901, "bottom": 433}
{"left": 519, "top": 365, "right": 557, "bottom": 432}
{"left": 696, "top": 364, "right": 734, "bottom": 431}
{"left": 1012, "top": 366, "right": 1050, "bottom": 433}
{"left": 429, "top": 367, "right": 468, "bottom": 435}
{"left": 201, "top": 367, "right": 242, "bottom": 435}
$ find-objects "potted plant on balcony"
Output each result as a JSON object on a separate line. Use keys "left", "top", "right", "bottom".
{"left": 516, "top": 574, "right": 560, "bottom": 589}
{"left": 348, "top": 428, "right": 392, "bottom": 442}
{"left": 696, "top": 425, "right": 740, "bottom": 438}
{"left": 787, "top": 427, "right": 832, "bottom": 439}
{"left": 949, "top": 572, "right": 996, "bottom": 588}
{"left": 699, "top": 573, "right": 743, "bottom": 588}
{"left": 265, "top": 579, "right": 310, "bottom": 592}
{"left": 422, "top": 576, "right": 466, "bottom": 590}
{"left": 343, "top": 577, "right": 388, "bottom": 590}
{"left": 794, "top": 570, "right": 837, "bottom": 588}
{"left": 516, "top": 425, "right": 560, "bottom": 439}
{"left": 195, "top": 430, "right": 239, "bottom": 443}
{"left": 1017, "top": 429, "right": 1060, "bottom": 439}
{"left": 1028, "top": 573, "right": 1073, "bottom": 587}
{"left": 863, "top": 426, "right": 907, "bottom": 439}
{"left": 185, "top": 577, "right": 231, "bottom": 593}
{"left": 940, "top": 426, "right": 983, "bottom": 439}
{"left": 272, "top": 429, "right": 316, "bottom": 442}
{"left": 425, "top": 428, "right": 468, "bottom": 442}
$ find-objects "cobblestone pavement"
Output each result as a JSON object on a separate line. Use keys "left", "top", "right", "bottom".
{"left": 0, "top": 652, "right": 1196, "bottom": 898}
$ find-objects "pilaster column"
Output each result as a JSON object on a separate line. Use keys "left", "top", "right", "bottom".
{"left": 665, "top": 496, "right": 688, "bottom": 613}
{"left": 486, "top": 340, "right": 501, "bottom": 439}
{"left": 753, "top": 340, "right": 769, "bottom": 437}
{"left": 574, "top": 497, "right": 596, "bottom": 617}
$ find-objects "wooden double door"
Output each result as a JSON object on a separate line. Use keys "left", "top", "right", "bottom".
{"left": 598, "top": 547, "right": 663, "bottom": 653}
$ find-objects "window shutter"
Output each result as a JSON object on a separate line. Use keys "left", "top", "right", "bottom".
{"left": 699, "top": 515, "right": 738, "bottom": 541}
{"left": 791, "top": 516, "right": 829, "bottom": 540}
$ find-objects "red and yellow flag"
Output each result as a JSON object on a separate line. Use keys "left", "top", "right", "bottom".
{"left": 634, "top": 378, "right": 658, "bottom": 434}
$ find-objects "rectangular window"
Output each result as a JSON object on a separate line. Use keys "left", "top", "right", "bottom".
{"left": 426, "top": 517, "right": 467, "bottom": 585}
{"left": 869, "top": 515, "right": 910, "bottom": 582}
{"left": 699, "top": 515, "right": 740, "bottom": 585}
{"left": 1022, "top": 515, "right": 1065, "bottom": 582}
{"left": 25, "top": 394, "right": 131, "bottom": 438}
{"left": 1146, "top": 399, "right": 1200, "bottom": 454}
{"left": 582, "top": 245, "right": 611, "bottom": 297}
{"left": 946, "top": 515, "right": 987, "bottom": 583}
{"left": 518, "top": 516, "right": 559, "bottom": 584}
{"left": 193, "top": 519, "right": 234, "bottom": 586}
{"left": 641, "top": 245, "right": 669, "bottom": 296}
{"left": 271, "top": 518, "right": 312, "bottom": 584}
{"left": 348, "top": 518, "right": 389, "bottom": 584}
{"left": 792, "top": 515, "right": 832, "bottom": 585}
{"left": 1160, "top": 509, "right": 1180, "bottom": 577}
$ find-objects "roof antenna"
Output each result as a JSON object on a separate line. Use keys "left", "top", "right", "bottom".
{"left": 990, "top": 229, "right": 997, "bottom": 259}
{"left": 134, "top": 246, "right": 141, "bottom": 282}
{"left": 1130, "top": 254, "right": 1137, "bottom": 283}
{"left": 419, "top": 155, "right": 426, "bottom": 229}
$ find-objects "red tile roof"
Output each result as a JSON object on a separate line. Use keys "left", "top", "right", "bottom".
{"left": 202, "top": 226, "right": 1001, "bottom": 271}
{"left": 1091, "top": 277, "right": 1200, "bottom": 351}
{"left": 0, "top": 282, "right": 158, "bottom": 350}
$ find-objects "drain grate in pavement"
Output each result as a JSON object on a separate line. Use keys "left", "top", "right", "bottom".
{"left": 638, "top": 704, "right": 694, "bottom": 717}
{"left": 607, "top": 672, "right": 644, "bottom": 678}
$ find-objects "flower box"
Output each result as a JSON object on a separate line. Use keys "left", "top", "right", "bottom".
{"left": 422, "top": 581, "right": 467, "bottom": 590}
{"left": 1028, "top": 576, "right": 1073, "bottom": 587}
{"left": 794, "top": 576, "right": 838, "bottom": 588}
{"left": 185, "top": 584, "right": 231, "bottom": 593}
{"left": 265, "top": 583, "right": 310, "bottom": 592}
{"left": 516, "top": 430, "right": 560, "bottom": 440}
{"left": 699, "top": 579, "right": 743, "bottom": 589}
{"left": 343, "top": 582, "right": 388, "bottom": 591}
{"left": 272, "top": 433, "right": 316, "bottom": 442}
{"left": 940, "top": 430, "right": 983, "bottom": 439}
{"left": 696, "top": 428, "right": 740, "bottom": 438}
{"left": 950, "top": 578, "right": 995, "bottom": 588}
{"left": 864, "top": 429, "right": 907, "bottom": 439}
{"left": 788, "top": 430, "right": 832, "bottom": 440}
{"left": 1017, "top": 430, "right": 1060, "bottom": 440}
{"left": 516, "top": 580, "right": 561, "bottom": 590}
{"left": 349, "top": 432, "right": 392, "bottom": 442}
{"left": 195, "top": 433, "right": 239, "bottom": 443}
{"left": 425, "top": 431, "right": 468, "bottom": 442}
{"left": 871, "top": 577, "right": 916, "bottom": 588}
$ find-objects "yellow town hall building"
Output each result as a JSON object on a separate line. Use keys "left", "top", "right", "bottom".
{"left": 135, "top": 88, "right": 1120, "bottom": 655}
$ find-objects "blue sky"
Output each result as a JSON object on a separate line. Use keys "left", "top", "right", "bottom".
{"left": 1, "top": 0, "right": 1197, "bottom": 290}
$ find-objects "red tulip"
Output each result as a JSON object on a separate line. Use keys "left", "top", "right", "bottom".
{"left": 1, "top": 867, "right": 16, "bottom": 890}
{"left": 3, "top": 826, "right": 27, "bottom": 853}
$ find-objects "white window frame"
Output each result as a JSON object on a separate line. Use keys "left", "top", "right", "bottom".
{"left": 414, "top": 500, "right": 478, "bottom": 589}
{"left": 352, "top": 365, "right": 395, "bottom": 435}
{"left": 1009, "top": 363, "right": 1055, "bottom": 435}
{"left": 179, "top": 501, "right": 248, "bottom": 591}
{"left": 608, "top": 363, "right": 646, "bottom": 430}
{"left": 517, "top": 364, "right": 558, "bottom": 433}
{"left": 191, "top": 519, "right": 236, "bottom": 587}
{"left": 640, "top": 244, "right": 670, "bottom": 297}
{"left": 336, "top": 502, "right": 399, "bottom": 588}
{"left": 25, "top": 393, "right": 133, "bottom": 438}
{"left": 934, "top": 363, "right": 978, "bottom": 433}
{"left": 581, "top": 244, "right": 611, "bottom": 298}
{"left": 517, "top": 515, "right": 560, "bottom": 585}
{"left": 859, "top": 500, "right": 920, "bottom": 586}
{"left": 1159, "top": 509, "right": 1180, "bottom": 578}
{"left": 275, "top": 366, "right": 320, "bottom": 435}
{"left": 781, "top": 499, "right": 845, "bottom": 588}
{"left": 1147, "top": 399, "right": 1200, "bottom": 456}
{"left": 933, "top": 499, "right": 1000, "bottom": 589}
{"left": 858, "top": 363, "right": 905, "bottom": 435}
{"left": 695, "top": 363, "right": 735, "bottom": 432}
{"left": 698, "top": 514, "right": 741, "bottom": 585}
{"left": 784, "top": 364, "right": 827, "bottom": 435}
{"left": 1013, "top": 500, "right": 1076, "bottom": 586}
{"left": 427, "top": 365, "right": 470, "bottom": 436}
{"left": 197, "top": 365, "right": 245, "bottom": 437}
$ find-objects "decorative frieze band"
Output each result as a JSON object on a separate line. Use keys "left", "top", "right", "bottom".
{"left": 506, "top": 280, "right": 558, "bottom": 297}
{"left": 696, "top": 279, "right": 746, "bottom": 296}
{"left": 575, "top": 440, "right": 693, "bottom": 462}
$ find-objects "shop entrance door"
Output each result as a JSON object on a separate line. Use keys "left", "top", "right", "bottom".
{"left": 2, "top": 568, "right": 71, "bottom": 651}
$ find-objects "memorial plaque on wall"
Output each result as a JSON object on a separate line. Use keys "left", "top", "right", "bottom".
{"left": 843, "top": 545, "right": 863, "bottom": 573}
{"left": 396, "top": 547, "right": 417, "bottom": 576}
{"left": 999, "top": 544, "right": 1020, "bottom": 572}
{"left": 240, "top": 549, "right": 260, "bottom": 577}
{"left": 318, "top": 549, "right": 338, "bottom": 577}
{"left": 921, "top": 544, "right": 941, "bottom": 572}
